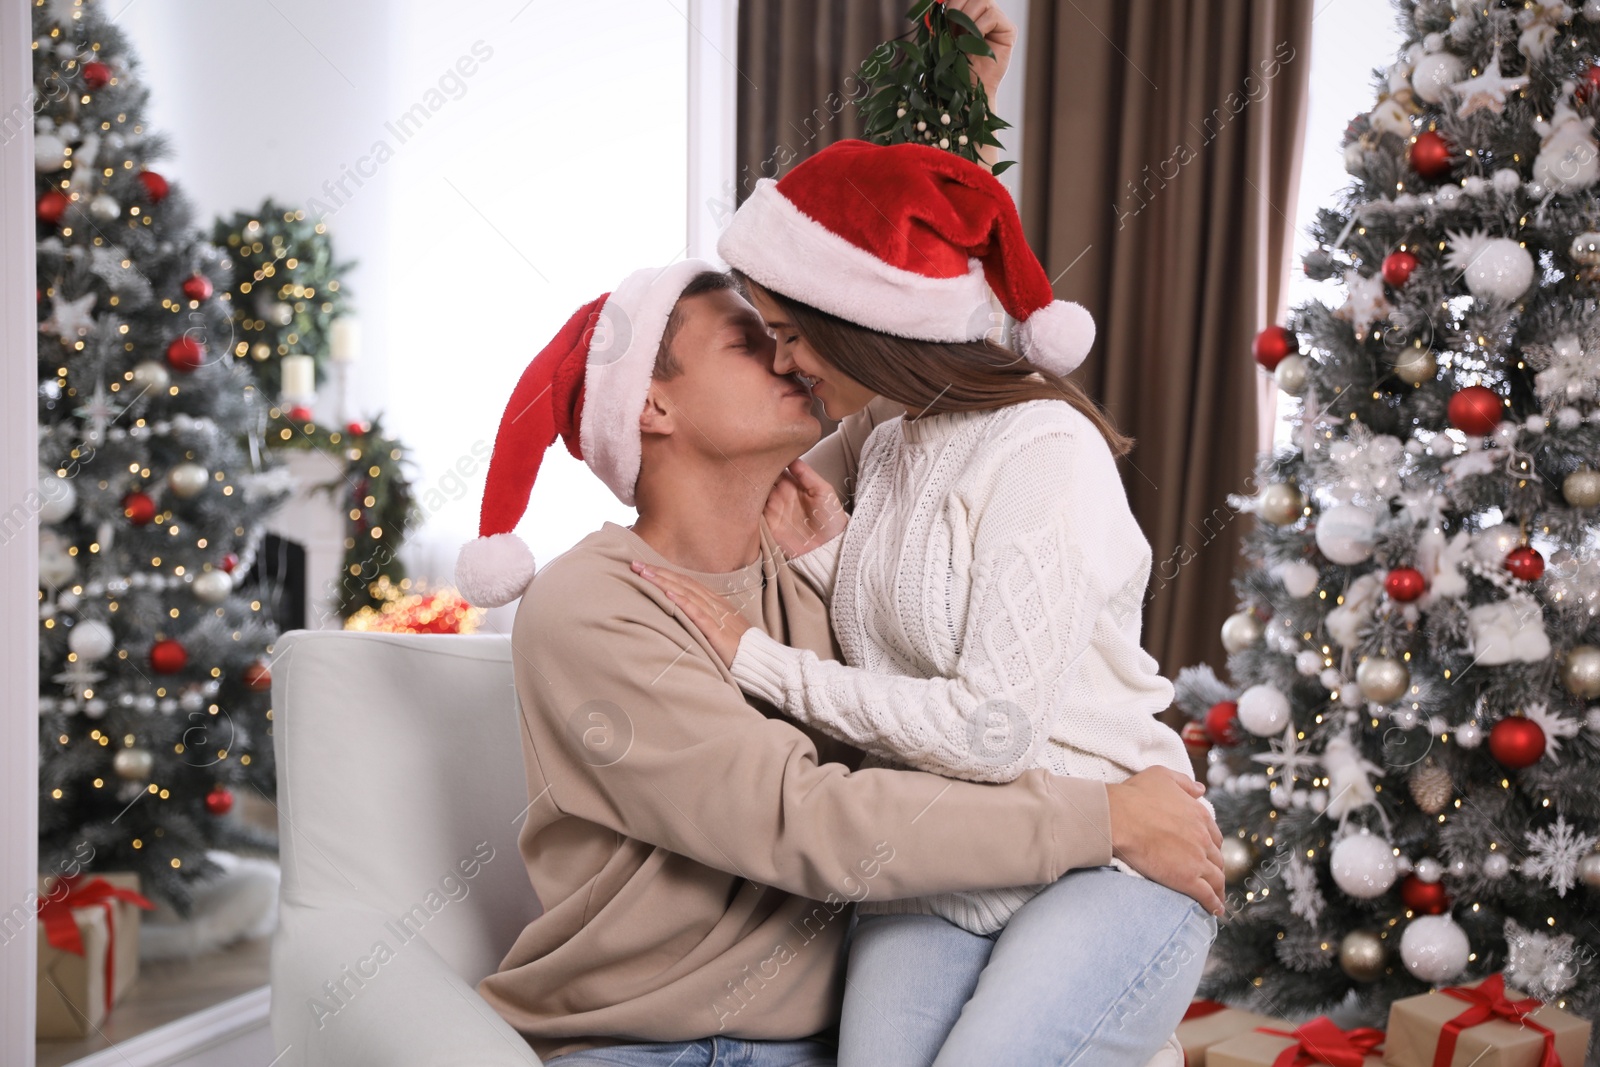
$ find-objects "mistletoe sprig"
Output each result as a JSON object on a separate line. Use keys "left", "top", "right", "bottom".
{"left": 856, "top": 0, "right": 1013, "bottom": 175}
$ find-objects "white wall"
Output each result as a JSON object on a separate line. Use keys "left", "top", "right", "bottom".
{"left": 118, "top": 0, "right": 689, "bottom": 629}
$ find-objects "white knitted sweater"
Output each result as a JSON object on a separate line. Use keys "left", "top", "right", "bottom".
{"left": 731, "top": 398, "right": 1193, "bottom": 935}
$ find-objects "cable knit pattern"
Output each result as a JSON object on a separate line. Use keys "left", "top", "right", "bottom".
{"left": 736, "top": 399, "right": 1193, "bottom": 935}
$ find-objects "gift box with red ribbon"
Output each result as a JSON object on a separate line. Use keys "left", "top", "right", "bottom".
{"left": 1177, "top": 998, "right": 1293, "bottom": 1066}
{"left": 1208, "top": 1015, "right": 1385, "bottom": 1067}
{"left": 1383, "top": 973, "right": 1591, "bottom": 1067}
{"left": 35, "top": 872, "right": 156, "bottom": 1038}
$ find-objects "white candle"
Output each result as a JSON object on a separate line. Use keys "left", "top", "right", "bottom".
{"left": 280, "top": 354, "right": 315, "bottom": 400}
{"left": 329, "top": 317, "right": 360, "bottom": 364}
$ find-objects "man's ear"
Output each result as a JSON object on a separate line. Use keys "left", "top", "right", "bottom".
{"left": 639, "top": 381, "right": 673, "bottom": 438}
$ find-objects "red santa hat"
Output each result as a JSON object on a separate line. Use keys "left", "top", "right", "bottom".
{"left": 718, "top": 139, "right": 1094, "bottom": 375}
{"left": 454, "top": 259, "right": 718, "bottom": 608}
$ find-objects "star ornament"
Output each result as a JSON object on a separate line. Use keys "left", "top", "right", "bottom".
{"left": 40, "top": 290, "right": 97, "bottom": 345}
{"left": 1448, "top": 52, "right": 1529, "bottom": 117}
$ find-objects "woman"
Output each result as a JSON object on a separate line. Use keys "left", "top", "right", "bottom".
{"left": 635, "top": 138, "right": 1218, "bottom": 1067}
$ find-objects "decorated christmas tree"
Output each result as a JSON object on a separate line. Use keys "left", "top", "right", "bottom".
{"left": 1177, "top": 0, "right": 1600, "bottom": 1036}
{"left": 34, "top": 0, "right": 290, "bottom": 912}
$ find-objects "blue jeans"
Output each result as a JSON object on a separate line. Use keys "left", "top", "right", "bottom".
{"left": 544, "top": 1037, "right": 835, "bottom": 1067}
{"left": 837, "top": 866, "right": 1216, "bottom": 1067}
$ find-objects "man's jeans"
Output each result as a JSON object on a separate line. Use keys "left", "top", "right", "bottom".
{"left": 837, "top": 865, "right": 1216, "bottom": 1067}
{"left": 545, "top": 1037, "right": 835, "bottom": 1067}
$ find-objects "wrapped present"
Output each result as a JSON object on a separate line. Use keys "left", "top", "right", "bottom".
{"left": 1208, "top": 1015, "right": 1385, "bottom": 1066}
{"left": 1178, "top": 999, "right": 1292, "bottom": 1066}
{"left": 35, "top": 873, "right": 156, "bottom": 1037}
{"left": 1384, "top": 972, "right": 1592, "bottom": 1067}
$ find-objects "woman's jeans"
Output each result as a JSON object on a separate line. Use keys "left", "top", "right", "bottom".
{"left": 837, "top": 865, "right": 1217, "bottom": 1067}
{"left": 546, "top": 1037, "right": 835, "bottom": 1067}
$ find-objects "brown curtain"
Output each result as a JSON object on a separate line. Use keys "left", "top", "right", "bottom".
{"left": 734, "top": 0, "right": 904, "bottom": 204}
{"left": 1022, "top": 0, "right": 1312, "bottom": 680}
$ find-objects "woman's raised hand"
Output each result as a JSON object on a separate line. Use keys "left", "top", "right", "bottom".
{"left": 763, "top": 459, "right": 847, "bottom": 561}
{"left": 945, "top": 0, "right": 1017, "bottom": 104}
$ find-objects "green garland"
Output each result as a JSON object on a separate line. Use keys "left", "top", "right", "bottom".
{"left": 211, "top": 199, "right": 355, "bottom": 397}
{"left": 265, "top": 409, "right": 420, "bottom": 619}
{"left": 856, "top": 0, "right": 1013, "bottom": 174}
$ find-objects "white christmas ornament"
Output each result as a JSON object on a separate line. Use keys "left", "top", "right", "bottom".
{"left": 1483, "top": 851, "right": 1511, "bottom": 878}
{"left": 1273, "top": 560, "right": 1321, "bottom": 598}
{"left": 1237, "top": 684, "right": 1291, "bottom": 736}
{"left": 1525, "top": 332, "right": 1599, "bottom": 408}
{"left": 1315, "top": 505, "right": 1377, "bottom": 565}
{"left": 1474, "top": 523, "right": 1522, "bottom": 565}
{"left": 1330, "top": 830, "right": 1398, "bottom": 898}
{"left": 168, "top": 462, "right": 209, "bottom": 499}
{"left": 38, "top": 475, "right": 76, "bottom": 524}
{"left": 67, "top": 620, "right": 115, "bottom": 662}
{"left": 1447, "top": 51, "right": 1528, "bottom": 116}
{"left": 1275, "top": 353, "right": 1308, "bottom": 395}
{"left": 39, "top": 530, "right": 76, "bottom": 589}
{"left": 40, "top": 291, "right": 97, "bottom": 343}
{"left": 35, "top": 133, "right": 68, "bottom": 171}
{"left": 1411, "top": 51, "right": 1464, "bottom": 103}
{"left": 1414, "top": 856, "right": 1444, "bottom": 883}
{"left": 1221, "top": 611, "right": 1264, "bottom": 653}
{"left": 1518, "top": 0, "right": 1570, "bottom": 60}
{"left": 1296, "top": 650, "right": 1326, "bottom": 676}
{"left": 1533, "top": 92, "right": 1600, "bottom": 194}
{"left": 1503, "top": 918, "right": 1580, "bottom": 997}
{"left": 1368, "top": 98, "right": 1413, "bottom": 138}
{"left": 1522, "top": 816, "right": 1599, "bottom": 897}
{"left": 1444, "top": 229, "right": 1535, "bottom": 302}
{"left": 1400, "top": 916, "right": 1470, "bottom": 982}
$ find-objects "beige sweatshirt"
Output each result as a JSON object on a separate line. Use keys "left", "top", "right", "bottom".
{"left": 477, "top": 512, "right": 1115, "bottom": 1060}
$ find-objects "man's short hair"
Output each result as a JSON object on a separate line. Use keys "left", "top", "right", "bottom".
{"left": 652, "top": 270, "right": 743, "bottom": 380}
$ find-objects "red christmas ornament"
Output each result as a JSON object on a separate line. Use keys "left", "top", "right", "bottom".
{"left": 241, "top": 660, "right": 272, "bottom": 692}
{"left": 1382, "top": 250, "right": 1419, "bottom": 287}
{"left": 1409, "top": 130, "right": 1455, "bottom": 179}
{"left": 1504, "top": 545, "right": 1545, "bottom": 582}
{"left": 81, "top": 61, "right": 111, "bottom": 89}
{"left": 136, "top": 170, "right": 169, "bottom": 203}
{"left": 1399, "top": 874, "right": 1451, "bottom": 915}
{"left": 1447, "top": 385, "right": 1503, "bottom": 436}
{"left": 149, "top": 638, "right": 188, "bottom": 674}
{"left": 1577, "top": 64, "right": 1600, "bottom": 103}
{"left": 345, "top": 420, "right": 370, "bottom": 436}
{"left": 1488, "top": 716, "right": 1546, "bottom": 769}
{"left": 1252, "top": 326, "right": 1297, "bottom": 371}
{"left": 1181, "top": 720, "right": 1212, "bottom": 753}
{"left": 166, "top": 335, "right": 205, "bottom": 372}
{"left": 181, "top": 274, "right": 214, "bottom": 302}
{"left": 1205, "top": 701, "right": 1241, "bottom": 746}
{"left": 37, "top": 188, "right": 70, "bottom": 224}
{"left": 219, "top": 552, "right": 239, "bottom": 574}
{"left": 204, "top": 787, "right": 234, "bottom": 816}
{"left": 286, "top": 404, "right": 314, "bottom": 422}
{"left": 1385, "top": 567, "right": 1427, "bottom": 602}
{"left": 122, "top": 491, "right": 156, "bottom": 526}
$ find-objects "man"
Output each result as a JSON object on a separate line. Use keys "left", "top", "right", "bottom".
{"left": 456, "top": 262, "right": 1222, "bottom": 1065}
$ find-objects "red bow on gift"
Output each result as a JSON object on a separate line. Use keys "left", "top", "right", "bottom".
{"left": 37, "top": 874, "right": 156, "bottom": 1013}
{"left": 1434, "top": 973, "right": 1561, "bottom": 1067}
{"left": 1183, "top": 999, "right": 1228, "bottom": 1021}
{"left": 1257, "top": 1016, "right": 1385, "bottom": 1067}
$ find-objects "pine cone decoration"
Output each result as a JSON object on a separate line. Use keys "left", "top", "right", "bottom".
{"left": 1409, "top": 760, "right": 1453, "bottom": 814}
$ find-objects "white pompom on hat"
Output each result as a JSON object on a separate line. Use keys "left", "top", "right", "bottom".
{"left": 454, "top": 259, "right": 719, "bottom": 608}
{"left": 717, "top": 139, "right": 1095, "bottom": 374}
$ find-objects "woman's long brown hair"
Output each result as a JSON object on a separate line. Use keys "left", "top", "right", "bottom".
{"left": 733, "top": 271, "right": 1132, "bottom": 456}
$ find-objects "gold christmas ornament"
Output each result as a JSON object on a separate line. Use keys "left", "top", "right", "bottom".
{"left": 1578, "top": 851, "right": 1600, "bottom": 891}
{"left": 1356, "top": 656, "right": 1410, "bottom": 704}
{"left": 1221, "top": 611, "right": 1265, "bottom": 654}
{"left": 1571, "top": 231, "right": 1600, "bottom": 267}
{"left": 1563, "top": 468, "right": 1600, "bottom": 508}
{"left": 1339, "top": 929, "right": 1387, "bottom": 982}
{"left": 112, "top": 747, "right": 153, "bottom": 781}
{"left": 1408, "top": 760, "right": 1453, "bottom": 814}
{"left": 1259, "top": 483, "right": 1306, "bottom": 526}
{"left": 1392, "top": 346, "right": 1437, "bottom": 385}
{"left": 1221, "top": 837, "right": 1257, "bottom": 884}
{"left": 1561, "top": 645, "right": 1600, "bottom": 700}
{"left": 1275, "top": 353, "right": 1309, "bottom": 395}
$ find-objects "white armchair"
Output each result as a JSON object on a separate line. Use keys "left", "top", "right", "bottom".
{"left": 269, "top": 630, "right": 545, "bottom": 1066}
